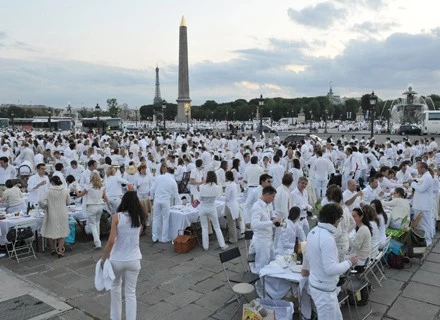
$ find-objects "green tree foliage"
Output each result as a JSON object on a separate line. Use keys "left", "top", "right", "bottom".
{"left": 107, "top": 98, "right": 120, "bottom": 117}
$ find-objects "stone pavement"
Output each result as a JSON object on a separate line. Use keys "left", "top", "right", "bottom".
{"left": 1, "top": 230, "right": 440, "bottom": 320}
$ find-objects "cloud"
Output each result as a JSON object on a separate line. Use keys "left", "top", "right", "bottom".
{"left": 352, "top": 21, "right": 399, "bottom": 35}
{"left": 0, "top": 31, "right": 6, "bottom": 39}
{"left": 334, "top": 0, "right": 386, "bottom": 10}
{"left": 287, "top": 2, "right": 347, "bottom": 29}
{"left": 1, "top": 30, "right": 440, "bottom": 106}
{"left": 13, "top": 41, "right": 42, "bottom": 52}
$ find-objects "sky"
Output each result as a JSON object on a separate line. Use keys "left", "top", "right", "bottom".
{"left": 0, "top": 0, "right": 439, "bottom": 109}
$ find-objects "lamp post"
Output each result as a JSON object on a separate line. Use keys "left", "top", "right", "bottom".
{"left": 48, "top": 107, "right": 52, "bottom": 131}
{"left": 324, "top": 108, "right": 328, "bottom": 133}
{"left": 233, "top": 111, "right": 236, "bottom": 121}
{"left": 369, "top": 91, "right": 378, "bottom": 138}
{"left": 211, "top": 111, "right": 214, "bottom": 122}
{"left": 135, "top": 108, "right": 139, "bottom": 127}
{"left": 162, "top": 103, "right": 166, "bottom": 132}
{"left": 185, "top": 109, "right": 190, "bottom": 130}
{"left": 226, "top": 111, "right": 229, "bottom": 130}
{"left": 95, "top": 103, "right": 102, "bottom": 132}
{"left": 259, "top": 94, "right": 264, "bottom": 137}
{"left": 270, "top": 109, "right": 273, "bottom": 127}
{"left": 11, "top": 112, "right": 14, "bottom": 130}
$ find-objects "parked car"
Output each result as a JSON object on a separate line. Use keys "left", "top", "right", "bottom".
{"left": 396, "top": 125, "right": 421, "bottom": 135}
{"left": 256, "top": 124, "right": 277, "bottom": 133}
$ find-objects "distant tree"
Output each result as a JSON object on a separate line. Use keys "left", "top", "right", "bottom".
{"left": 107, "top": 98, "right": 119, "bottom": 117}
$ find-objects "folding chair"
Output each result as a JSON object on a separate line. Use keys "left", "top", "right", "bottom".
{"left": 219, "top": 247, "right": 259, "bottom": 318}
{"left": 364, "top": 243, "right": 385, "bottom": 287}
{"left": 6, "top": 222, "right": 37, "bottom": 263}
{"left": 178, "top": 172, "right": 191, "bottom": 194}
{"left": 343, "top": 258, "right": 373, "bottom": 320}
{"left": 244, "top": 230, "right": 255, "bottom": 264}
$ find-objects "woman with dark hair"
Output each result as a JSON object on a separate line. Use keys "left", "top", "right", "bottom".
{"left": 349, "top": 207, "right": 373, "bottom": 265}
{"left": 231, "top": 158, "right": 242, "bottom": 184}
{"left": 370, "top": 199, "right": 388, "bottom": 246}
{"left": 199, "top": 171, "right": 228, "bottom": 251}
{"left": 382, "top": 187, "right": 410, "bottom": 229}
{"left": 1, "top": 179, "right": 26, "bottom": 214}
{"left": 329, "top": 186, "right": 356, "bottom": 261}
{"left": 363, "top": 204, "right": 381, "bottom": 249}
{"left": 224, "top": 171, "right": 244, "bottom": 244}
{"left": 102, "top": 191, "right": 145, "bottom": 320}
{"left": 288, "top": 158, "right": 302, "bottom": 190}
{"left": 39, "top": 175, "right": 71, "bottom": 257}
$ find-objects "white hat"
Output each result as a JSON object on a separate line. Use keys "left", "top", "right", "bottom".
{"left": 2, "top": 144, "right": 8, "bottom": 148}
{"left": 111, "top": 161, "right": 120, "bottom": 168}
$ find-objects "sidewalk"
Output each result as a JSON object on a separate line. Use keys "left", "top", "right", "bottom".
{"left": 1, "top": 232, "right": 439, "bottom": 320}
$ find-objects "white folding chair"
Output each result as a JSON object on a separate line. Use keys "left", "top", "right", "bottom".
{"left": 6, "top": 221, "right": 37, "bottom": 263}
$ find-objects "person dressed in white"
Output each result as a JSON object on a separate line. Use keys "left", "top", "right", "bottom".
{"left": 224, "top": 171, "right": 244, "bottom": 244}
{"left": 244, "top": 174, "right": 272, "bottom": 225}
{"left": 101, "top": 191, "right": 145, "bottom": 320}
{"left": 268, "top": 155, "right": 285, "bottom": 189}
{"left": 189, "top": 159, "right": 205, "bottom": 200}
{"left": 361, "top": 176, "right": 384, "bottom": 204}
{"left": 409, "top": 162, "right": 434, "bottom": 245}
{"left": 343, "top": 179, "right": 363, "bottom": 212}
{"left": 150, "top": 167, "right": 181, "bottom": 243}
{"left": 250, "top": 186, "right": 281, "bottom": 272}
{"left": 329, "top": 186, "right": 356, "bottom": 261}
{"left": 135, "top": 164, "right": 153, "bottom": 227}
{"left": 199, "top": 171, "right": 228, "bottom": 251}
{"left": 382, "top": 187, "right": 410, "bottom": 229}
{"left": 342, "top": 148, "right": 358, "bottom": 191}
{"left": 274, "top": 173, "right": 293, "bottom": 219}
{"left": 0, "top": 157, "right": 17, "bottom": 187}
{"left": 311, "top": 150, "right": 334, "bottom": 198}
{"left": 75, "top": 172, "right": 109, "bottom": 249}
{"left": 27, "top": 163, "right": 50, "bottom": 207}
{"left": 243, "top": 156, "right": 264, "bottom": 188}
{"left": 273, "top": 207, "right": 306, "bottom": 255}
{"left": 1, "top": 179, "right": 26, "bottom": 213}
{"left": 105, "top": 166, "right": 129, "bottom": 212}
{"left": 302, "top": 203, "right": 358, "bottom": 320}
{"left": 291, "top": 177, "right": 313, "bottom": 235}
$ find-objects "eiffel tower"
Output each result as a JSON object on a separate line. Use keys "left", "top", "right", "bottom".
{"left": 153, "top": 65, "right": 162, "bottom": 105}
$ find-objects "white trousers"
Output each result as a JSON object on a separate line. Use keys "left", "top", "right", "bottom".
{"left": 152, "top": 201, "right": 171, "bottom": 242}
{"left": 110, "top": 259, "right": 141, "bottom": 320}
{"left": 86, "top": 204, "right": 102, "bottom": 247}
{"left": 299, "top": 217, "right": 310, "bottom": 235}
{"left": 252, "top": 239, "right": 274, "bottom": 272}
{"left": 413, "top": 209, "right": 433, "bottom": 246}
{"left": 309, "top": 286, "right": 343, "bottom": 320}
{"left": 314, "top": 179, "right": 327, "bottom": 198}
{"left": 199, "top": 207, "right": 225, "bottom": 250}
{"left": 224, "top": 206, "right": 245, "bottom": 243}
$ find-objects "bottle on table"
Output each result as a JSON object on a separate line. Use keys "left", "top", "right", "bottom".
{"left": 294, "top": 237, "right": 303, "bottom": 264}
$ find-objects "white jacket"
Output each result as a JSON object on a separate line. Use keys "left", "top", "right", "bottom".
{"left": 95, "top": 259, "right": 115, "bottom": 291}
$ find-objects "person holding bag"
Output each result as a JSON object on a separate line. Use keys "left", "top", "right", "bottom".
{"left": 101, "top": 191, "right": 145, "bottom": 320}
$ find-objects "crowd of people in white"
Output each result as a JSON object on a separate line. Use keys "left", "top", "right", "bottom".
{"left": 1, "top": 128, "right": 439, "bottom": 319}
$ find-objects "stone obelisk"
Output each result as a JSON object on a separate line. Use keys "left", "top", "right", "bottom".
{"left": 176, "top": 16, "right": 191, "bottom": 122}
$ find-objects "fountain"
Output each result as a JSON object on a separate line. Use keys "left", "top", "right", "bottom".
{"left": 389, "top": 86, "right": 436, "bottom": 124}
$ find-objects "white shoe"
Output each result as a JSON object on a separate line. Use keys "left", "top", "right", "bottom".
{"left": 221, "top": 245, "right": 229, "bottom": 251}
{"left": 146, "top": 220, "right": 150, "bottom": 227}
{"left": 0, "top": 253, "right": 6, "bottom": 258}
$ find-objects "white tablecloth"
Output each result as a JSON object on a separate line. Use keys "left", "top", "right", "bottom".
{"left": 168, "top": 200, "right": 226, "bottom": 240}
{"left": 259, "top": 259, "right": 302, "bottom": 300}
{"left": 0, "top": 216, "right": 38, "bottom": 245}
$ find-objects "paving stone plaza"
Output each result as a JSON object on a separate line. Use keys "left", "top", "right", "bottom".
{"left": 1, "top": 229, "right": 440, "bottom": 320}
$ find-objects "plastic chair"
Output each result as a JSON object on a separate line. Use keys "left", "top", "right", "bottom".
{"left": 6, "top": 222, "right": 37, "bottom": 263}
{"left": 244, "top": 230, "right": 255, "bottom": 264}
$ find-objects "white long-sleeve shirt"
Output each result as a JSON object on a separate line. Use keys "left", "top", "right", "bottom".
{"left": 104, "top": 176, "right": 128, "bottom": 198}
{"left": 274, "top": 185, "right": 291, "bottom": 219}
{"left": 291, "top": 187, "right": 312, "bottom": 218}
{"left": 150, "top": 173, "right": 181, "bottom": 204}
{"left": 311, "top": 157, "right": 334, "bottom": 181}
{"left": 251, "top": 198, "right": 275, "bottom": 241}
{"left": 303, "top": 223, "right": 352, "bottom": 292}
{"left": 27, "top": 173, "right": 49, "bottom": 206}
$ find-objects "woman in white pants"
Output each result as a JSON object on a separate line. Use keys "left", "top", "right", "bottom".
{"left": 224, "top": 171, "right": 245, "bottom": 243}
{"left": 135, "top": 163, "right": 153, "bottom": 227}
{"left": 76, "top": 172, "right": 109, "bottom": 249}
{"left": 102, "top": 191, "right": 145, "bottom": 320}
{"left": 199, "top": 171, "right": 228, "bottom": 251}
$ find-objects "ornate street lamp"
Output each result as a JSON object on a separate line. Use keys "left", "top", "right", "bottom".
{"left": 259, "top": 94, "right": 264, "bottom": 137}
{"left": 135, "top": 108, "right": 139, "bottom": 127}
{"left": 270, "top": 109, "right": 273, "bottom": 127}
{"left": 162, "top": 102, "right": 166, "bottom": 132}
{"left": 11, "top": 112, "right": 14, "bottom": 130}
{"left": 324, "top": 108, "right": 328, "bottom": 134}
{"left": 95, "top": 103, "right": 102, "bottom": 132}
{"left": 369, "top": 91, "right": 378, "bottom": 138}
{"left": 48, "top": 107, "right": 53, "bottom": 131}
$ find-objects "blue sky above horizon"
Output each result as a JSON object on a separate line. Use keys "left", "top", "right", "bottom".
{"left": 0, "top": 0, "right": 439, "bottom": 109}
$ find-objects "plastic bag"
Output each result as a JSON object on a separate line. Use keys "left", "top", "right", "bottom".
{"left": 256, "top": 298, "right": 294, "bottom": 320}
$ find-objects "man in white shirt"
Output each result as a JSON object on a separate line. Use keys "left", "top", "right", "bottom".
{"left": 244, "top": 174, "right": 272, "bottom": 225}
{"left": 27, "top": 163, "right": 49, "bottom": 207}
{"left": 52, "top": 163, "right": 67, "bottom": 188}
{"left": 0, "top": 144, "right": 14, "bottom": 163}
{"left": 16, "top": 142, "right": 34, "bottom": 168}
{"left": 310, "top": 150, "right": 335, "bottom": 198}
{"left": 79, "top": 160, "right": 98, "bottom": 188}
{"left": 409, "top": 162, "right": 434, "bottom": 245}
{"left": 244, "top": 156, "right": 264, "bottom": 188}
{"left": 189, "top": 159, "right": 205, "bottom": 200}
{"left": 150, "top": 167, "right": 181, "bottom": 243}
{"left": 274, "top": 173, "right": 293, "bottom": 219}
{"left": 249, "top": 185, "right": 281, "bottom": 272}
{"left": 65, "top": 160, "right": 85, "bottom": 183}
{"left": 0, "top": 157, "right": 16, "bottom": 188}
{"left": 343, "top": 179, "right": 363, "bottom": 212}
{"left": 291, "top": 177, "right": 313, "bottom": 235}
{"left": 268, "top": 155, "right": 285, "bottom": 189}
{"left": 361, "top": 176, "right": 384, "bottom": 204}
